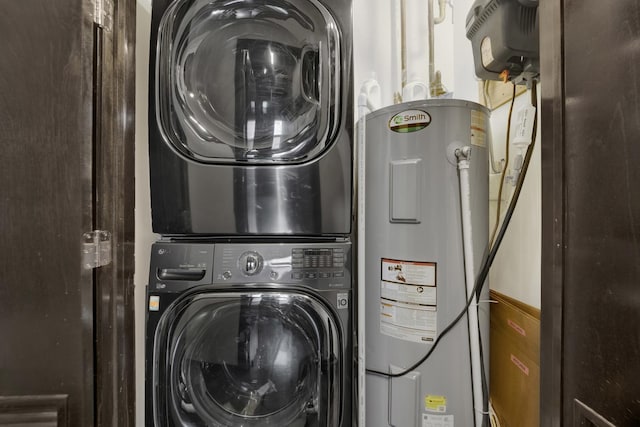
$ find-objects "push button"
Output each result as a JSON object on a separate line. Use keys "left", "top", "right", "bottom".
{"left": 337, "top": 293, "right": 349, "bottom": 309}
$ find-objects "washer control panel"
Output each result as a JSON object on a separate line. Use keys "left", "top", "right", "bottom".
{"left": 213, "top": 242, "right": 351, "bottom": 290}
{"left": 149, "top": 241, "right": 351, "bottom": 292}
{"left": 292, "top": 247, "right": 344, "bottom": 268}
{"left": 290, "top": 247, "right": 345, "bottom": 280}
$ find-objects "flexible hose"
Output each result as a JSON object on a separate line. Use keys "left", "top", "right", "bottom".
{"left": 490, "top": 84, "right": 517, "bottom": 247}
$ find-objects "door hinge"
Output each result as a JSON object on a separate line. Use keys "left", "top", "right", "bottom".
{"left": 94, "top": 0, "right": 114, "bottom": 32}
{"left": 83, "top": 230, "right": 112, "bottom": 269}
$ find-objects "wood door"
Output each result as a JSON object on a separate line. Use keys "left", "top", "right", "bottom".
{"left": 541, "top": 0, "right": 640, "bottom": 426}
{"left": 0, "top": 1, "right": 135, "bottom": 425}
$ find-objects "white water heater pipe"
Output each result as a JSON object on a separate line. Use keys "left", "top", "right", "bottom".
{"left": 456, "top": 146, "right": 485, "bottom": 427}
{"left": 428, "top": 0, "right": 447, "bottom": 97}
{"left": 391, "top": 0, "right": 405, "bottom": 103}
{"left": 356, "top": 89, "right": 370, "bottom": 427}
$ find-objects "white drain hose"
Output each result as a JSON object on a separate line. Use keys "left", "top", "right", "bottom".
{"left": 456, "top": 146, "right": 485, "bottom": 427}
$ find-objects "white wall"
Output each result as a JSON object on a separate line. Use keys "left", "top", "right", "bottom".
{"left": 352, "top": 0, "right": 482, "bottom": 107}
{"left": 486, "top": 92, "right": 542, "bottom": 308}
{"left": 134, "top": 1, "right": 156, "bottom": 426}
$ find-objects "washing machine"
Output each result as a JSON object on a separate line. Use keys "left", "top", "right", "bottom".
{"left": 148, "top": 0, "right": 353, "bottom": 236}
{"left": 145, "top": 241, "right": 353, "bottom": 426}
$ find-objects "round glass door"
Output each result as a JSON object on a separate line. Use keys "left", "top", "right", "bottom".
{"left": 156, "top": 0, "right": 341, "bottom": 163}
{"left": 154, "top": 290, "right": 341, "bottom": 426}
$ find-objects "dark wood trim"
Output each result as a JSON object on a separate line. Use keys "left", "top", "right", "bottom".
{"left": 0, "top": 395, "right": 69, "bottom": 426}
{"left": 0, "top": 2, "right": 96, "bottom": 425}
{"left": 539, "top": 0, "right": 565, "bottom": 426}
{"left": 573, "top": 400, "right": 616, "bottom": 427}
{"left": 490, "top": 289, "right": 540, "bottom": 320}
{"left": 94, "top": 0, "right": 136, "bottom": 425}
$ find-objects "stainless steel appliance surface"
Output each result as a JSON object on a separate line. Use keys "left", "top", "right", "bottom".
{"left": 145, "top": 241, "right": 353, "bottom": 427}
{"left": 148, "top": 0, "right": 353, "bottom": 236}
{"left": 361, "top": 100, "right": 490, "bottom": 427}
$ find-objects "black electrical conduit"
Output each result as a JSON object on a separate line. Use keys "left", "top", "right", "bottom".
{"left": 366, "top": 81, "right": 539, "bottom": 425}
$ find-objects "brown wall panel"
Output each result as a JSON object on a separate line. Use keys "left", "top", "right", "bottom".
{"left": 490, "top": 291, "right": 540, "bottom": 427}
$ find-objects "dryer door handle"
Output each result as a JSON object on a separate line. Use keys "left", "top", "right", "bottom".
{"left": 157, "top": 268, "right": 206, "bottom": 281}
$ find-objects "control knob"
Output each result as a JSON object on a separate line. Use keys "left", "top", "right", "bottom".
{"left": 239, "top": 251, "right": 263, "bottom": 276}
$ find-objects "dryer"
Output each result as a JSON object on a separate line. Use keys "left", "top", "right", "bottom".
{"left": 145, "top": 241, "right": 353, "bottom": 426}
{"left": 148, "top": 0, "right": 353, "bottom": 236}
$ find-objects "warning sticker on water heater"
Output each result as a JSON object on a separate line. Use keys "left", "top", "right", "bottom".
{"left": 380, "top": 259, "right": 437, "bottom": 343}
{"left": 381, "top": 259, "right": 436, "bottom": 286}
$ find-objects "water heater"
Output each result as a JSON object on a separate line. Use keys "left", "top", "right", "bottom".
{"left": 362, "top": 99, "right": 490, "bottom": 427}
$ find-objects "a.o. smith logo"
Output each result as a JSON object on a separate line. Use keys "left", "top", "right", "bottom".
{"left": 389, "top": 109, "right": 431, "bottom": 133}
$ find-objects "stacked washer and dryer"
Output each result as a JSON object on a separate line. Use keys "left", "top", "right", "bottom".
{"left": 144, "top": 0, "right": 354, "bottom": 426}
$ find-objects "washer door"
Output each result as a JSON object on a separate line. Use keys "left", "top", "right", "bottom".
{"left": 153, "top": 290, "right": 342, "bottom": 426}
{"left": 156, "top": 0, "right": 341, "bottom": 164}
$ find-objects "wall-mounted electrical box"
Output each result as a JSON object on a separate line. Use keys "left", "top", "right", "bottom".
{"left": 466, "top": 0, "right": 539, "bottom": 85}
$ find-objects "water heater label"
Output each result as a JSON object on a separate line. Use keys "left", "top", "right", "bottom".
{"left": 425, "top": 395, "right": 447, "bottom": 413}
{"left": 380, "top": 259, "right": 437, "bottom": 343}
{"left": 381, "top": 281, "right": 436, "bottom": 306}
{"left": 481, "top": 36, "right": 494, "bottom": 68}
{"left": 423, "top": 413, "right": 454, "bottom": 427}
{"left": 380, "top": 302, "right": 437, "bottom": 343}
{"left": 389, "top": 109, "right": 431, "bottom": 133}
{"left": 381, "top": 259, "right": 436, "bottom": 286}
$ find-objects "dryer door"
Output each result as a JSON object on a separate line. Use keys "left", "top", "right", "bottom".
{"left": 153, "top": 290, "right": 342, "bottom": 426}
{"left": 156, "top": 0, "right": 341, "bottom": 164}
